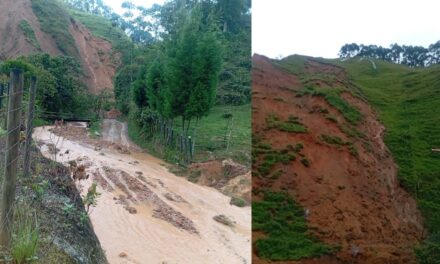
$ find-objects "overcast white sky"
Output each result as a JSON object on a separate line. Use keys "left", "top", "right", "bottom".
{"left": 253, "top": 0, "right": 440, "bottom": 59}
{"left": 103, "top": 0, "right": 165, "bottom": 14}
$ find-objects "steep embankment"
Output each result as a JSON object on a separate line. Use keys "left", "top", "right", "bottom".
{"left": 0, "top": 138, "right": 107, "bottom": 264}
{"left": 0, "top": 0, "right": 119, "bottom": 93}
{"left": 252, "top": 54, "right": 424, "bottom": 263}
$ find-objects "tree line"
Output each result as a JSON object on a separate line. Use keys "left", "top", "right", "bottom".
{"left": 339, "top": 41, "right": 440, "bottom": 67}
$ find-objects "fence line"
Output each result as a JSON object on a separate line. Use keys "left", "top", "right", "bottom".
{"left": 0, "top": 69, "right": 38, "bottom": 249}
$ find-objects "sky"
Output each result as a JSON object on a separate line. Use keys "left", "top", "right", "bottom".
{"left": 253, "top": 0, "right": 440, "bottom": 59}
{"left": 103, "top": 0, "right": 165, "bottom": 14}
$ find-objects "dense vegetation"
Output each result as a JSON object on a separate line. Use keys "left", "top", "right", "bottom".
{"left": 339, "top": 41, "right": 440, "bottom": 67}
{"left": 0, "top": 54, "right": 94, "bottom": 119}
{"left": 253, "top": 192, "right": 332, "bottom": 260}
{"left": 339, "top": 58, "right": 440, "bottom": 262}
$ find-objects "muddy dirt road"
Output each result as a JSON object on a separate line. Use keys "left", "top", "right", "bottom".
{"left": 33, "top": 120, "right": 251, "bottom": 264}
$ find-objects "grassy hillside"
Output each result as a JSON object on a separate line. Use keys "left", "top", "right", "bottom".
{"left": 339, "top": 59, "right": 440, "bottom": 260}
{"left": 66, "top": 8, "right": 132, "bottom": 63}
{"left": 31, "top": 0, "right": 79, "bottom": 58}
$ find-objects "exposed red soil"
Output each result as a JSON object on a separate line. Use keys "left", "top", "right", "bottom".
{"left": 0, "top": 0, "right": 120, "bottom": 94}
{"left": 252, "top": 54, "right": 423, "bottom": 264}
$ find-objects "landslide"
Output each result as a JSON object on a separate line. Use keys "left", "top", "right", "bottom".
{"left": 252, "top": 54, "right": 424, "bottom": 264}
{"left": 0, "top": 0, "right": 119, "bottom": 94}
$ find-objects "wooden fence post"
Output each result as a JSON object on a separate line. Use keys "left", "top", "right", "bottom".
{"left": 3, "top": 83, "right": 9, "bottom": 130}
{"left": 0, "top": 69, "right": 24, "bottom": 249}
{"left": 189, "top": 136, "right": 193, "bottom": 161}
{"left": 23, "top": 76, "right": 37, "bottom": 178}
{"left": 0, "top": 84, "right": 3, "bottom": 130}
{"left": 0, "top": 83, "right": 3, "bottom": 110}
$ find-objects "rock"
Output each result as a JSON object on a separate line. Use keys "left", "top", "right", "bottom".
{"left": 126, "top": 207, "right": 137, "bottom": 214}
{"left": 213, "top": 214, "right": 235, "bottom": 227}
{"left": 119, "top": 252, "right": 127, "bottom": 258}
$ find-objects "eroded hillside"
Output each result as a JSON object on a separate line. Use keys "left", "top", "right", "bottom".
{"left": 252, "top": 54, "right": 424, "bottom": 263}
{"left": 0, "top": 0, "right": 119, "bottom": 93}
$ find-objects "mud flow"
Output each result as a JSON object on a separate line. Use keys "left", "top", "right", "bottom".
{"left": 33, "top": 120, "right": 251, "bottom": 264}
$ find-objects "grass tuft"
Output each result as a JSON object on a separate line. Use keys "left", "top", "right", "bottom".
{"left": 10, "top": 204, "right": 39, "bottom": 264}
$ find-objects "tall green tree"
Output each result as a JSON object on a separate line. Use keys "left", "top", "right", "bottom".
{"left": 166, "top": 5, "right": 223, "bottom": 133}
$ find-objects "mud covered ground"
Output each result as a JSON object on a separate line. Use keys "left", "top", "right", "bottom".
{"left": 34, "top": 120, "right": 251, "bottom": 264}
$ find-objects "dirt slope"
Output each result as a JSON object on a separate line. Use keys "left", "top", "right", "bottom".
{"left": 0, "top": 0, "right": 119, "bottom": 93}
{"left": 33, "top": 121, "right": 251, "bottom": 264}
{"left": 252, "top": 54, "right": 423, "bottom": 264}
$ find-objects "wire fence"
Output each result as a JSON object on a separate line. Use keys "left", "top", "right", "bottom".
{"left": 140, "top": 116, "right": 251, "bottom": 164}
{"left": 0, "top": 77, "right": 35, "bottom": 178}
{"left": 0, "top": 70, "right": 37, "bottom": 247}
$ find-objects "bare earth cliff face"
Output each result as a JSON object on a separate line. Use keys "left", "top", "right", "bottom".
{"left": 252, "top": 54, "right": 424, "bottom": 264}
{"left": 0, "top": 0, "right": 119, "bottom": 93}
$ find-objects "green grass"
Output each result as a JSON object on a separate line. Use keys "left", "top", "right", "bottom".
{"left": 266, "top": 113, "right": 307, "bottom": 133}
{"left": 127, "top": 104, "right": 251, "bottom": 165}
{"left": 19, "top": 20, "right": 41, "bottom": 50}
{"left": 298, "top": 86, "right": 362, "bottom": 124}
{"left": 253, "top": 192, "right": 332, "bottom": 260}
{"left": 10, "top": 205, "right": 39, "bottom": 264}
{"left": 253, "top": 139, "right": 307, "bottom": 177}
{"left": 66, "top": 8, "right": 132, "bottom": 63}
{"left": 272, "top": 54, "right": 307, "bottom": 74}
{"left": 338, "top": 58, "right": 440, "bottom": 261}
{"left": 176, "top": 104, "right": 251, "bottom": 165}
{"left": 320, "top": 134, "right": 346, "bottom": 146}
{"left": 31, "top": 0, "right": 78, "bottom": 58}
